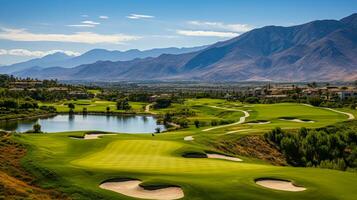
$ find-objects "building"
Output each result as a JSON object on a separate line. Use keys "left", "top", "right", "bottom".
{"left": 337, "top": 90, "right": 357, "bottom": 99}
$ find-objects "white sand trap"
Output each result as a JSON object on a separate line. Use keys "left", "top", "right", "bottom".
{"left": 71, "top": 134, "right": 115, "bottom": 140}
{"left": 247, "top": 121, "right": 271, "bottom": 125}
{"left": 280, "top": 119, "right": 314, "bottom": 123}
{"left": 256, "top": 179, "right": 306, "bottom": 192}
{"left": 84, "top": 134, "right": 116, "bottom": 139}
{"left": 100, "top": 180, "right": 184, "bottom": 200}
{"left": 226, "top": 129, "right": 253, "bottom": 134}
{"left": 184, "top": 136, "right": 194, "bottom": 141}
{"left": 207, "top": 154, "right": 242, "bottom": 162}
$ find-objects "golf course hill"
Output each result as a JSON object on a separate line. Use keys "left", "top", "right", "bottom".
{"left": 2, "top": 99, "right": 357, "bottom": 200}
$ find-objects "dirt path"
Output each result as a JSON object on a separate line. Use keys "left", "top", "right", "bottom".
{"left": 202, "top": 106, "right": 250, "bottom": 132}
{"left": 145, "top": 104, "right": 151, "bottom": 112}
{"left": 323, "top": 108, "right": 355, "bottom": 120}
{"left": 302, "top": 104, "right": 355, "bottom": 120}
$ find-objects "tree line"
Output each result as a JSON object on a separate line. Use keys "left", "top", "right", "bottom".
{"left": 265, "top": 122, "right": 357, "bottom": 171}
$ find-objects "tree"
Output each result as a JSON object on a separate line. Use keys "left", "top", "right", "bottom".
{"left": 82, "top": 107, "right": 88, "bottom": 114}
{"left": 106, "top": 106, "right": 110, "bottom": 113}
{"left": 308, "top": 97, "right": 322, "bottom": 106}
{"left": 68, "top": 103, "right": 75, "bottom": 110}
{"left": 153, "top": 98, "right": 172, "bottom": 109}
{"left": 0, "top": 99, "right": 18, "bottom": 109}
{"left": 116, "top": 98, "right": 131, "bottom": 110}
{"left": 280, "top": 135, "right": 302, "bottom": 165}
{"left": 33, "top": 123, "right": 41, "bottom": 133}
{"left": 155, "top": 127, "right": 161, "bottom": 133}
{"left": 245, "top": 97, "right": 259, "bottom": 104}
{"left": 308, "top": 82, "right": 317, "bottom": 88}
{"left": 194, "top": 120, "right": 200, "bottom": 128}
{"left": 69, "top": 108, "right": 74, "bottom": 115}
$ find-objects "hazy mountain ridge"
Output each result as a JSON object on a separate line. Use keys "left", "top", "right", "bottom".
{"left": 9, "top": 13, "right": 357, "bottom": 82}
{"left": 0, "top": 46, "right": 206, "bottom": 74}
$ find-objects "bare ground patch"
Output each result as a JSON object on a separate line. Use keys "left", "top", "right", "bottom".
{"left": 0, "top": 132, "right": 70, "bottom": 200}
{"left": 211, "top": 135, "right": 287, "bottom": 166}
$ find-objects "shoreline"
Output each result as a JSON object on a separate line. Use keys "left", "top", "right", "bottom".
{"left": 0, "top": 113, "right": 57, "bottom": 122}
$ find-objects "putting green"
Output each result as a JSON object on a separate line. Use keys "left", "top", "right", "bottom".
{"left": 72, "top": 140, "right": 256, "bottom": 173}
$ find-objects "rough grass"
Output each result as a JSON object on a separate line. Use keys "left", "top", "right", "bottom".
{"left": 0, "top": 132, "right": 69, "bottom": 200}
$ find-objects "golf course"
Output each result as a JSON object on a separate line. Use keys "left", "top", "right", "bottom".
{"left": 8, "top": 99, "right": 357, "bottom": 200}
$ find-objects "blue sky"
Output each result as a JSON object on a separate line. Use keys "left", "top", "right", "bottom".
{"left": 0, "top": 0, "right": 356, "bottom": 64}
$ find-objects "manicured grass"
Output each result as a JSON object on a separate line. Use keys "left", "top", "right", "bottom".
{"left": 152, "top": 99, "right": 348, "bottom": 133}
{"left": 14, "top": 131, "right": 357, "bottom": 200}
{"left": 238, "top": 103, "right": 347, "bottom": 130}
{"left": 12, "top": 100, "right": 357, "bottom": 199}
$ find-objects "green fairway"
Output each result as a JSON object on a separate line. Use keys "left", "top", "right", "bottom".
{"left": 12, "top": 100, "right": 357, "bottom": 200}
{"left": 151, "top": 99, "right": 349, "bottom": 134}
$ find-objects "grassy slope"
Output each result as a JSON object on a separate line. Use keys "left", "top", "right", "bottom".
{"left": 14, "top": 132, "right": 357, "bottom": 200}
{"left": 12, "top": 100, "right": 357, "bottom": 200}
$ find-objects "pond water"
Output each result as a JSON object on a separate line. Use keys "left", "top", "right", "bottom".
{"left": 0, "top": 114, "right": 166, "bottom": 133}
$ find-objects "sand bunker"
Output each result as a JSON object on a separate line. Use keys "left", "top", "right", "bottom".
{"left": 70, "top": 133, "right": 115, "bottom": 140}
{"left": 247, "top": 120, "right": 271, "bottom": 125}
{"left": 184, "top": 136, "right": 194, "bottom": 141}
{"left": 183, "top": 152, "right": 242, "bottom": 161}
{"left": 280, "top": 118, "right": 314, "bottom": 123}
{"left": 255, "top": 179, "right": 306, "bottom": 192}
{"left": 100, "top": 179, "right": 184, "bottom": 200}
{"left": 226, "top": 129, "right": 253, "bottom": 134}
{"left": 207, "top": 154, "right": 242, "bottom": 162}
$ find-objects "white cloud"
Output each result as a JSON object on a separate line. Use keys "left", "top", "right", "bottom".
{"left": 0, "top": 28, "right": 141, "bottom": 44}
{"left": 81, "top": 20, "right": 100, "bottom": 25}
{"left": 176, "top": 30, "right": 239, "bottom": 38}
{"left": 99, "top": 15, "right": 109, "bottom": 19}
{"left": 187, "top": 20, "right": 253, "bottom": 33}
{"left": 67, "top": 24, "right": 95, "bottom": 28}
{"left": 0, "top": 49, "right": 80, "bottom": 57}
{"left": 81, "top": 14, "right": 89, "bottom": 17}
{"left": 127, "top": 14, "right": 154, "bottom": 19}
{"left": 67, "top": 20, "right": 100, "bottom": 28}
{"left": 0, "top": 49, "right": 6, "bottom": 55}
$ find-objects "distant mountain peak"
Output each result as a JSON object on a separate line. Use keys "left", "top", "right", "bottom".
{"left": 340, "top": 13, "right": 357, "bottom": 27}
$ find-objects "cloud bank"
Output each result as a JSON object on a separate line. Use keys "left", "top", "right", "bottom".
{"left": 187, "top": 21, "right": 253, "bottom": 32}
{"left": 0, "top": 49, "right": 80, "bottom": 57}
{"left": 176, "top": 30, "right": 239, "bottom": 37}
{"left": 0, "top": 28, "right": 141, "bottom": 44}
{"left": 177, "top": 20, "right": 253, "bottom": 38}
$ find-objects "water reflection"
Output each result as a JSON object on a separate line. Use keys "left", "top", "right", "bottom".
{"left": 0, "top": 114, "right": 165, "bottom": 133}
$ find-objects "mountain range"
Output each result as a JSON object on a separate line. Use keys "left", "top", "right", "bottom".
{"left": 0, "top": 46, "right": 206, "bottom": 74}
{"left": 3, "top": 13, "right": 357, "bottom": 82}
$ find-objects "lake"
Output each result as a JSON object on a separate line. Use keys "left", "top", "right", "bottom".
{"left": 0, "top": 114, "right": 166, "bottom": 133}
